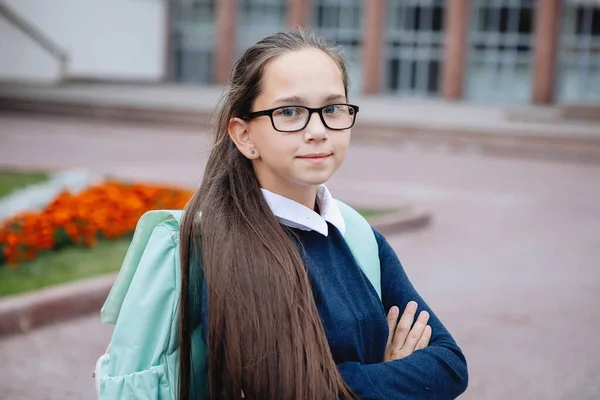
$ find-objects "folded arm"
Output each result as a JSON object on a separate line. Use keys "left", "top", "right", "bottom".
{"left": 338, "top": 229, "right": 468, "bottom": 400}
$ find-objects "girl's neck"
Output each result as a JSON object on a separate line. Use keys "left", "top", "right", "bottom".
{"left": 262, "top": 182, "right": 319, "bottom": 211}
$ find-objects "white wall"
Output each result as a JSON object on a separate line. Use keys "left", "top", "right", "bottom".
{"left": 0, "top": 0, "right": 167, "bottom": 83}
{"left": 0, "top": 16, "right": 61, "bottom": 83}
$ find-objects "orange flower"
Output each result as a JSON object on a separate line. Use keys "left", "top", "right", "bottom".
{"left": 5, "top": 232, "right": 19, "bottom": 247}
{"left": 0, "top": 180, "right": 194, "bottom": 265}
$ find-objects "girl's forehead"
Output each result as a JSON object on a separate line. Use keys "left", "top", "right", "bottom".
{"left": 258, "top": 48, "right": 345, "bottom": 105}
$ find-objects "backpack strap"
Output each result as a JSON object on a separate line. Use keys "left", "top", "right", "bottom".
{"left": 100, "top": 209, "right": 184, "bottom": 324}
{"left": 335, "top": 200, "right": 382, "bottom": 300}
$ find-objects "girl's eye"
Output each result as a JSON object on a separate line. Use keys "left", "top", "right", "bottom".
{"left": 324, "top": 105, "right": 342, "bottom": 114}
{"left": 277, "top": 107, "right": 301, "bottom": 117}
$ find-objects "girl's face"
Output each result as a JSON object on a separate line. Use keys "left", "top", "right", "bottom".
{"left": 229, "top": 48, "right": 352, "bottom": 200}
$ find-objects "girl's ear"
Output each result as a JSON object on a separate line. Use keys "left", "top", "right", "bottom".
{"left": 228, "top": 117, "right": 258, "bottom": 159}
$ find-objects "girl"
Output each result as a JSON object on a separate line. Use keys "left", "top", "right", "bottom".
{"left": 178, "top": 28, "right": 468, "bottom": 400}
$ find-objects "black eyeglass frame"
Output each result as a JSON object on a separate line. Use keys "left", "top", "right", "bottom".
{"left": 241, "top": 104, "right": 360, "bottom": 132}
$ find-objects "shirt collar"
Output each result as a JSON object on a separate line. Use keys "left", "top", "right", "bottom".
{"left": 260, "top": 185, "right": 345, "bottom": 237}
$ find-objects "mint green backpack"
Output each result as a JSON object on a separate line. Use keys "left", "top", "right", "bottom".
{"left": 94, "top": 200, "right": 381, "bottom": 399}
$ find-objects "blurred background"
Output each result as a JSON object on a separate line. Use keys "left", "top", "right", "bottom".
{"left": 1, "top": 0, "right": 599, "bottom": 101}
{"left": 0, "top": 0, "right": 599, "bottom": 399}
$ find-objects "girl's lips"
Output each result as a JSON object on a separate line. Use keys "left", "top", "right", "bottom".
{"left": 297, "top": 153, "right": 332, "bottom": 159}
{"left": 296, "top": 154, "right": 332, "bottom": 163}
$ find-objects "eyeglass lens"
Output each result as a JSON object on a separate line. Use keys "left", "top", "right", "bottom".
{"left": 272, "top": 105, "right": 355, "bottom": 132}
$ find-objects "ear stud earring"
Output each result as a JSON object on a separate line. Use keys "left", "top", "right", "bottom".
{"left": 250, "top": 150, "right": 256, "bottom": 155}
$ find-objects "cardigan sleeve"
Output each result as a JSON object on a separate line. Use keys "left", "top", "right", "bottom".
{"left": 337, "top": 229, "right": 469, "bottom": 400}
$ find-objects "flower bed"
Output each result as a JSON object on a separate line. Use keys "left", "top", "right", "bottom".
{"left": 0, "top": 169, "right": 94, "bottom": 222}
{"left": 0, "top": 181, "right": 193, "bottom": 266}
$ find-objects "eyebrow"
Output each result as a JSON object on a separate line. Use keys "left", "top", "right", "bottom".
{"left": 271, "top": 94, "right": 347, "bottom": 107}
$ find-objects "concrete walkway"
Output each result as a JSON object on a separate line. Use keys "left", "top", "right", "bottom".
{"left": 0, "top": 114, "right": 599, "bottom": 399}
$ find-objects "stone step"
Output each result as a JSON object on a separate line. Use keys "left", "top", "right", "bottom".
{"left": 1, "top": 87, "right": 600, "bottom": 165}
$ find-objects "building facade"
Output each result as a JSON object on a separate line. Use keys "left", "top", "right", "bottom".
{"left": 169, "top": 0, "right": 600, "bottom": 105}
{"left": 0, "top": 0, "right": 167, "bottom": 83}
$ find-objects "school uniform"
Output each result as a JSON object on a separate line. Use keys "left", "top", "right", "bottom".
{"left": 202, "top": 185, "right": 468, "bottom": 399}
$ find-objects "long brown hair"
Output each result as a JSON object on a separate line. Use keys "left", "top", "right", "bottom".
{"left": 178, "top": 28, "right": 356, "bottom": 400}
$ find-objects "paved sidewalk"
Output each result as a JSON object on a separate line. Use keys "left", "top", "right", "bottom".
{"left": 0, "top": 314, "right": 112, "bottom": 400}
{"left": 1, "top": 115, "right": 599, "bottom": 399}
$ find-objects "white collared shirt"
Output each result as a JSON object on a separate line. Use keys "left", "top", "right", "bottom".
{"left": 260, "top": 185, "right": 345, "bottom": 237}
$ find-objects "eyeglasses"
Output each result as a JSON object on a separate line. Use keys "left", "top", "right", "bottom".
{"left": 242, "top": 104, "right": 359, "bottom": 133}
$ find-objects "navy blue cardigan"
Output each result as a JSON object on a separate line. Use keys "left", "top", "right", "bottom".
{"left": 291, "top": 225, "right": 468, "bottom": 399}
{"left": 201, "top": 223, "right": 468, "bottom": 399}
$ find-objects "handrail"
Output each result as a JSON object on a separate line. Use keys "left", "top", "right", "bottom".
{"left": 0, "top": 0, "right": 68, "bottom": 78}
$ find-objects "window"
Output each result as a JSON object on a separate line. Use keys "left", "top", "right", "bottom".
{"left": 236, "top": 0, "right": 287, "bottom": 57}
{"left": 466, "top": 0, "right": 535, "bottom": 102}
{"left": 558, "top": 2, "right": 600, "bottom": 101}
{"left": 310, "top": 0, "right": 364, "bottom": 92}
{"left": 384, "top": 0, "right": 445, "bottom": 96}
{"left": 171, "top": 0, "right": 216, "bottom": 83}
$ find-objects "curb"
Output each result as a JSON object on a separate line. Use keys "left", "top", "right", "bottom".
{"left": 0, "top": 274, "right": 116, "bottom": 337}
{"left": 0, "top": 209, "right": 431, "bottom": 338}
{"left": 0, "top": 97, "right": 214, "bottom": 129}
{"left": 351, "top": 121, "right": 600, "bottom": 165}
{"left": 370, "top": 208, "right": 432, "bottom": 236}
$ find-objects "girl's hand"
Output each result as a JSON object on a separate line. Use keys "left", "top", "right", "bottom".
{"left": 384, "top": 301, "right": 432, "bottom": 362}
